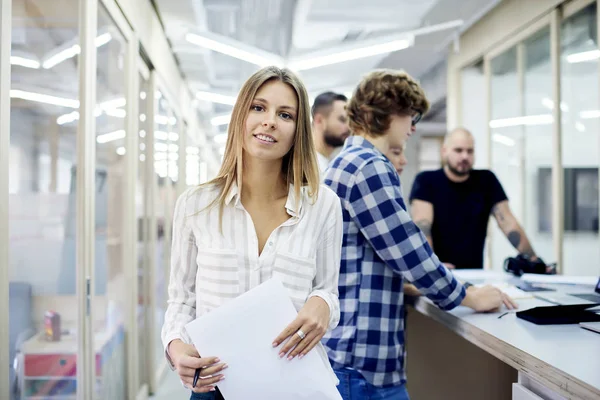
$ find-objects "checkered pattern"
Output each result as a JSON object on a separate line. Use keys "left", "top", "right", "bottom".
{"left": 322, "top": 136, "right": 466, "bottom": 388}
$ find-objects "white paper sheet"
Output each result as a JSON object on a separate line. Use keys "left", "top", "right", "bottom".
{"left": 185, "top": 278, "right": 342, "bottom": 400}
{"left": 451, "top": 269, "right": 512, "bottom": 283}
{"left": 520, "top": 274, "right": 598, "bottom": 286}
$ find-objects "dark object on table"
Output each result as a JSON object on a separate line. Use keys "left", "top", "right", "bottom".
{"left": 504, "top": 254, "right": 556, "bottom": 277}
{"left": 516, "top": 303, "right": 600, "bottom": 325}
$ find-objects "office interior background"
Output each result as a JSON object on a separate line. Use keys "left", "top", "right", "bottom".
{"left": 1, "top": 0, "right": 599, "bottom": 399}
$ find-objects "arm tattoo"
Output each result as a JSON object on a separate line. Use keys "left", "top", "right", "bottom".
{"left": 416, "top": 219, "right": 432, "bottom": 237}
{"left": 507, "top": 230, "right": 521, "bottom": 249}
{"left": 507, "top": 230, "right": 535, "bottom": 257}
{"left": 493, "top": 205, "right": 505, "bottom": 223}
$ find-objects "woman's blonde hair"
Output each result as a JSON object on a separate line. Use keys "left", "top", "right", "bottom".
{"left": 203, "top": 66, "right": 319, "bottom": 225}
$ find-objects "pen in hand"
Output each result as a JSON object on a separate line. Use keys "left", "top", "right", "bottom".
{"left": 193, "top": 368, "right": 200, "bottom": 388}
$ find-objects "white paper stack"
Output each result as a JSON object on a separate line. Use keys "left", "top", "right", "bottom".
{"left": 185, "top": 278, "right": 342, "bottom": 400}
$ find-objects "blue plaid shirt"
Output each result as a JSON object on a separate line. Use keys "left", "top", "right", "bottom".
{"left": 322, "top": 136, "right": 466, "bottom": 387}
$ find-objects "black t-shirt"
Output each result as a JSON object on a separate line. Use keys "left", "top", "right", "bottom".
{"left": 409, "top": 169, "right": 507, "bottom": 269}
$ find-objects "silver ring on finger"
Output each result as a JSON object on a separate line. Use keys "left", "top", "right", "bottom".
{"left": 296, "top": 329, "right": 306, "bottom": 340}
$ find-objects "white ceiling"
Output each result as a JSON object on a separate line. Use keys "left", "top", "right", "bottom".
{"left": 154, "top": 0, "right": 502, "bottom": 150}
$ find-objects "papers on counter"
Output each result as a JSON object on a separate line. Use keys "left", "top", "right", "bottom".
{"left": 185, "top": 278, "right": 342, "bottom": 400}
{"left": 451, "top": 269, "right": 512, "bottom": 283}
{"left": 520, "top": 274, "right": 598, "bottom": 286}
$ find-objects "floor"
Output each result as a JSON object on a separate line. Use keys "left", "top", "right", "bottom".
{"left": 150, "top": 370, "right": 189, "bottom": 400}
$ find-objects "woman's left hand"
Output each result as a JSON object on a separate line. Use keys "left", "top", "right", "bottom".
{"left": 272, "top": 296, "right": 330, "bottom": 360}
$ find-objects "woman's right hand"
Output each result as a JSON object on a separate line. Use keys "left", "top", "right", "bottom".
{"left": 168, "top": 339, "right": 227, "bottom": 393}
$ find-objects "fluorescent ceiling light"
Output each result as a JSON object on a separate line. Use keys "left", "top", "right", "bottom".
{"left": 103, "top": 108, "right": 126, "bottom": 118}
{"left": 99, "top": 97, "right": 126, "bottom": 110}
{"left": 43, "top": 33, "right": 112, "bottom": 69}
{"left": 196, "top": 91, "right": 237, "bottom": 106}
{"left": 43, "top": 45, "right": 79, "bottom": 69}
{"left": 155, "top": 115, "right": 177, "bottom": 125}
{"left": 288, "top": 37, "right": 413, "bottom": 71}
{"left": 211, "top": 114, "right": 231, "bottom": 126}
{"left": 10, "top": 89, "right": 79, "bottom": 108}
{"left": 541, "top": 97, "right": 568, "bottom": 112}
{"left": 57, "top": 111, "right": 80, "bottom": 125}
{"left": 579, "top": 110, "right": 600, "bottom": 119}
{"left": 155, "top": 131, "right": 180, "bottom": 141}
{"left": 492, "top": 134, "right": 515, "bottom": 147}
{"left": 489, "top": 114, "right": 553, "bottom": 128}
{"left": 11, "top": 56, "right": 40, "bottom": 69}
{"left": 186, "top": 32, "right": 282, "bottom": 67}
{"left": 155, "top": 142, "right": 168, "bottom": 152}
{"left": 213, "top": 133, "right": 228, "bottom": 144}
{"left": 56, "top": 97, "right": 127, "bottom": 125}
{"left": 566, "top": 49, "right": 600, "bottom": 63}
{"left": 116, "top": 146, "right": 126, "bottom": 155}
{"left": 97, "top": 129, "right": 126, "bottom": 144}
{"left": 186, "top": 146, "right": 200, "bottom": 155}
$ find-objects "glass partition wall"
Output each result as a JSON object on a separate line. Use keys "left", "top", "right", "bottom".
{"left": 560, "top": 3, "right": 600, "bottom": 275}
{"left": 465, "top": 1, "right": 600, "bottom": 276}
{"left": 2, "top": 0, "right": 201, "bottom": 398}
{"left": 8, "top": 1, "right": 82, "bottom": 398}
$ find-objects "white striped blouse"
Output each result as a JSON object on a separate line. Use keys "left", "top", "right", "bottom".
{"left": 161, "top": 182, "right": 343, "bottom": 365}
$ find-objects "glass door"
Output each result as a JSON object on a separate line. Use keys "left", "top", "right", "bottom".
{"left": 92, "top": 2, "right": 132, "bottom": 398}
{"left": 8, "top": 1, "right": 82, "bottom": 399}
{"left": 137, "top": 60, "right": 152, "bottom": 397}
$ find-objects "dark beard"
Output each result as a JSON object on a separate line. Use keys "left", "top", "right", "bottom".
{"left": 323, "top": 130, "right": 347, "bottom": 148}
{"left": 447, "top": 163, "right": 471, "bottom": 177}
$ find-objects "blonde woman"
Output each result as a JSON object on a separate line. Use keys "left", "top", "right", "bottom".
{"left": 161, "top": 66, "right": 343, "bottom": 400}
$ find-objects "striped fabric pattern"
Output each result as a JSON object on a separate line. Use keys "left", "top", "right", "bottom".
{"left": 161, "top": 181, "right": 343, "bottom": 365}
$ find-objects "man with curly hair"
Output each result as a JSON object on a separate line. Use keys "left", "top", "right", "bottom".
{"left": 322, "top": 70, "right": 517, "bottom": 400}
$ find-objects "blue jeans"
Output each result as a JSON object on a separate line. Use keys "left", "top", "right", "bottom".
{"left": 189, "top": 388, "right": 224, "bottom": 400}
{"left": 334, "top": 368, "right": 410, "bottom": 400}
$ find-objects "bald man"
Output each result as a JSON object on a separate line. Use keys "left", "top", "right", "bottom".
{"left": 409, "top": 127, "right": 540, "bottom": 270}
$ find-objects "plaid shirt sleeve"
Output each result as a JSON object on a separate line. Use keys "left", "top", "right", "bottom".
{"left": 346, "top": 159, "right": 466, "bottom": 310}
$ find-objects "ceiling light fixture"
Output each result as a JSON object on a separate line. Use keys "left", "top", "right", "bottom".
{"left": 155, "top": 115, "right": 177, "bottom": 125}
{"left": 11, "top": 56, "right": 41, "bottom": 69}
{"left": 97, "top": 129, "right": 126, "bottom": 144}
{"left": 185, "top": 32, "right": 283, "bottom": 67}
{"left": 492, "top": 134, "right": 515, "bottom": 147}
{"left": 213, "top": 133, "right": 228, "bottom": 144}
{"left": 196, "top": 91, "right": 237, "bottom": 106}
{"left": 489, "top": 114, "right": 553, "bottom": 128}
{"left": 211, "top": 114, "right": 231, "bottom": 126}
{"left": 10, "top": 89, "right": 79, "bottom": 108}
{"left": 566, "top": 49, "right": 600, "bottom": 63}
{"left": 288, "top": 36, "right": 414, "bottom": 71}
{"left": 43, "top": 33, "right": 112, "bottom": 69}
{"left": 579, "top": 110, "right": 600, "bottom": 119}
